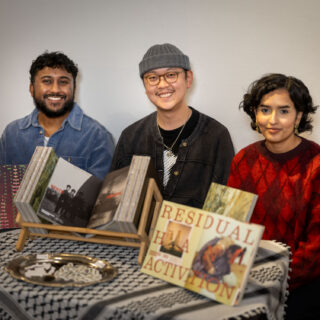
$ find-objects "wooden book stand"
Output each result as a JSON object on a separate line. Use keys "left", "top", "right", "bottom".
{"left": 15, "top": 178, "right": 163, "bottom": 265}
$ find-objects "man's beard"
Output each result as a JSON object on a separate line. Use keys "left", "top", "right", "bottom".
{"left": 33, "top": 94, "right": 74, "bottom": 118}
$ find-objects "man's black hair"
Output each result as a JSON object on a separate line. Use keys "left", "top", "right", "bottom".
{"left": 29, "top": 51, "right": 78, "bottom": 86}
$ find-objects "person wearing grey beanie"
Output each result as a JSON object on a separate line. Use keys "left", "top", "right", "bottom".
{"left": 139, "top": 43, "right": 191, "bottom": 78}
{"left": 111, "top": 43, "right": 234, "bottom": 208}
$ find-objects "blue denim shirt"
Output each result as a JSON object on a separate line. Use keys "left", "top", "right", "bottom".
{"left": 0, "top": 104, "right": 114, "bottom": 180}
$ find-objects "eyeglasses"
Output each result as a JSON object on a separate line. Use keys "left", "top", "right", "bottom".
{"left": 144, "top": 71, "right": 184, "bottom": 86}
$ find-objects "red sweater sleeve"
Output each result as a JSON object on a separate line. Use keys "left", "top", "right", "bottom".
{"left": 290, "top": 165, "right": 320, "bottom": 289}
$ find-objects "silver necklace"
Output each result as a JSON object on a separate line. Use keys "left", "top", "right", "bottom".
{"left": 157, "top": 120, "right": 188, "bottom": 157}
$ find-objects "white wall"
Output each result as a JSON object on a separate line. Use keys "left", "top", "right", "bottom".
{"left": 1, "top": 0, "right": 319, "bottom": 152}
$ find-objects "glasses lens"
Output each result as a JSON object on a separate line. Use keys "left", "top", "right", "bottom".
{"left": 165, "top": 72, "right": 178, "bottom": 83}
{"left": 146, "top": 75, "right": 159, "bottom": 85}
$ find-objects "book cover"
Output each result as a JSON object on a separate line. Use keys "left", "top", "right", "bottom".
{"left": 141, "top": 200, "right": 264, "bottom": 306}
{"left": 37, "top": 157, "right": 102, "bottom": 228}
{"left": 203, "top": 182, "right": 258, "bottom": 222}
{"left": 87, "top": 166, "right": 130, "bottom": 229}
{"left": 0, "top": 165, "right": 26, "bottom": 229}
{"left": 142, "top": 201, "right": 205, "bottom": 287}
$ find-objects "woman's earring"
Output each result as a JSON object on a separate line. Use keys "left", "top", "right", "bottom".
{"left": 294, "top": 124, "right": 299, "bottom": 135}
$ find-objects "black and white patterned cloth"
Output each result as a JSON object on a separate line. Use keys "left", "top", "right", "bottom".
{"left": 163, "top": 150, "right": 177, "bottom": 187}
{"left": 0, "top": 230, "right": 290, "bottom": 320}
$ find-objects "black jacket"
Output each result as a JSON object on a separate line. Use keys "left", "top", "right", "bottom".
{"left": 110, "top": 109, "right": 234, "bottom": 208}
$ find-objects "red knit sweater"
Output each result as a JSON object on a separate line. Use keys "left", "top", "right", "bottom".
{"left": 227, "top": 138, "right": 320, "bottom": 290}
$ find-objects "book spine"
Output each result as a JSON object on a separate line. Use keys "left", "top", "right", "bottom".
{"left": 125, "top": 156, "right": 144, "bottom": 222}
{"left": 114, "top": 156, "right": 138, "bottom": 222}
{"left": 30, "top": 148, "right": 59, "bottom": 213}
{"left": 130, "top": 156, "right": 150, "bottom": 227}
{"left": 124, "top": 156, "right": 150, "bottom": 237}
{"left": 22, "top": 147, "right": 51, "bottom": 233}
{"left": 20, "top": 147, "right": 48, "bottom": 203}
{"left": 16, "top": 147, "right": 48, "bottom": 228}
{"left": 26, "top": 148, "right": 59, "bottom": 233}
{"left": 14, "top": 202, "right": 30, "bottom": 227}
{"left": 120, "top": 155, "right": 142, "bottom": 222}
{"left": 14, "top": 146, "right": 42, "bottom": 202}
{"left": 25, "top": 202, "right": 47, "bottom": 234}
{"left": 247, "top": 195, "right": 258, "bottom": 222}
{"left": 117, "top": 156, "right": 142, "bottom": 234}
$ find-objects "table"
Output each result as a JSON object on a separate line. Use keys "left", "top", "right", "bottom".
{"left": 0, "top": 230, "right": 289, "bottom": 320}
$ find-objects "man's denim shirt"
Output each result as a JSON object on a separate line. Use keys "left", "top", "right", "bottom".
{"left": 0, "top": 104, "right": 114, "bottom": 180}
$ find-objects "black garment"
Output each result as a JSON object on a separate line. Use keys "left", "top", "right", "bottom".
{"left": 110, "top": 107, "right": 234, "bottom": 208}
{"left": 158, "top": 108, "right": 200, "bottom": 155}
{"left": 55, "top": 189, "right": 71, "bottom": 215}
{"left": 68, "top": 192, "right": 88, "bottom": 227}
{"left": 285, "top": 278, "right": 320, "bottom": 320}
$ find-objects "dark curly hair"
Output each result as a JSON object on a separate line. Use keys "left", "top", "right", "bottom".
{"left": 240, "top": 73, "right": 318, "bottom": 133}
{"left": 29, "top": 51, "right": 78, "bottom": 87}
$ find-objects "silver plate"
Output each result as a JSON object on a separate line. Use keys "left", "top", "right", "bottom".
{"left": 5, "top": 253, "right": 118, "bottom": 287}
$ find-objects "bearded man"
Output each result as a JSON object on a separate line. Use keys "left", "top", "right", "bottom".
{"left": 0, "top": 51, "right": 114, "bottom": 180}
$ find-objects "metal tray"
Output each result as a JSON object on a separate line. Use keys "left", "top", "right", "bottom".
{"left": 5, "top": 253, "right": 118, "bottom": 287}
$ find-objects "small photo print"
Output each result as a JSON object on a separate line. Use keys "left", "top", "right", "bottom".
{"left": 191, "top": 237, "right": 246, "bottom": 285}
{"left": 160, "top": 221, "right": 191, "bottom": 258}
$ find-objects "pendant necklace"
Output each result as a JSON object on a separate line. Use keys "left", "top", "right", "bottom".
{"left": 157, "top": 112, "right": 190, "bottom": 157}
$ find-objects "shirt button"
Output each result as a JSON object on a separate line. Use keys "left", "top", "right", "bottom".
{"left": 173, "top": 170, "right": 179, "bottom": 176}
{"left": 182, "top": 141, "right": 187, "bottom": 147}
{"left": 39, "top": 131, "right": 43, "bottom": 135}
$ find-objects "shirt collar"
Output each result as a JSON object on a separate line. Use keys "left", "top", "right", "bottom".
{"left": 19, "top": 103, "right": 83, "bottom": 131}
{"left": 64, "top": 103, "right": 83, "bottom": 131}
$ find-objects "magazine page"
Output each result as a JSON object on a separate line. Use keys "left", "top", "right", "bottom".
{"left": 37, "top": 158, "right": 101, "bottom": 228}
{"left": 141, "top": 201, "right": 206, "bottom": 287}
{"left": 203, "top": 182, "right": 258, "bottom": 222}
{"left": 87, "top": 166, "right": 130, "bottom": 229}
{"left": 185, "top": 213, "right": 264, "bottom": 305}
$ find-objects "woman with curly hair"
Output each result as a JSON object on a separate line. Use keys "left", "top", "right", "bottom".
{"left": 227, "top": 73, "right": 320, "bottom": 320}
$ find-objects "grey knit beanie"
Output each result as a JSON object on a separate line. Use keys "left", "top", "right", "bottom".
{"left": 139, "top": 43, "right": 191, "bottom": 78}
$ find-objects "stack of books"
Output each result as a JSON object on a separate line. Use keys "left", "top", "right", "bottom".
{"left": 14, "top": 147, "right": 158, "bottom": 235}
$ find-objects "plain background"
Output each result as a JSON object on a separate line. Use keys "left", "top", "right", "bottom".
{"left": 1, "top": 0, "right": 319, "bottom": 152}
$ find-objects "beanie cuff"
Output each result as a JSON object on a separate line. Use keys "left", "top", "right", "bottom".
{"left": 139, "top": 52, "right": 190, "bottom": 78}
